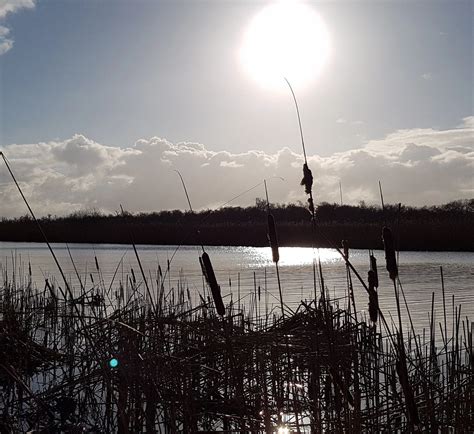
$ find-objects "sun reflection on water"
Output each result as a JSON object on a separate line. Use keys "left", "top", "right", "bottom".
{"left": 246, "top": 247, "right": 341, "bottom": 268}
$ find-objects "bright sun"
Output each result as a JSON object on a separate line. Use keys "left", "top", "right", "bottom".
{"left": 240, "top": 1, "right": 330, "bottom": 91}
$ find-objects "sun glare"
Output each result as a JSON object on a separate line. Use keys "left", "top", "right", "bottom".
{"left": 240, "top": 1, "right": 330, "bottom": 91}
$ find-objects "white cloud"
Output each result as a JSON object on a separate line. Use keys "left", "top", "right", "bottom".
{"left": 220, "top": 161, "right": 244, "bottom": 168}
{"left": 0, "top": 0, "right": 35, "bottom": 19}
{"left": 459, "top": 116, "right": 474, "bottom": 129}
{"left": 421, "top": 73, "right": 432, "bottom": 80}
{"left": 0, "top": 118, "right": 472, "bottom": 217}
{"left": 0, "top": 24, "right": 12, "bottom": 54}
{"left": 0, "top": 0, "right": 35, "bottom": 55}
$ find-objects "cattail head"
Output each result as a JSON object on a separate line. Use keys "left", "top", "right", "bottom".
{"left": 300, "top": 163, "right": 313, "bottom": 195}
{"left": 369, "top": 254, "right": 379, "bottom": 288}
{"left": 368, "top": 270, "right": 376, "bottom": 292}
{"left": 382, "top": 226, "right": 398, "bottom": 281}
{"left": 200, "top": 252, "right": 225, "bottom": 316}
{"left": 368, "top": 270, "right": 378, "bottom": 323}
{"left": 267, "top": 213, "right": 279, "bottom": 263}
{"left": 342, "top": 240, "right": 349, "bottom": 260}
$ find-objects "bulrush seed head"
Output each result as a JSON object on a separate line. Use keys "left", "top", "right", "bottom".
{"left": 370, "top": 254, "right": 379, "bottom": 288}
{"left": 382, "top": 226, "right": 398, "bottom": 281}
{"left": 300, "top": 163, "right": 313, "bottom": 195}
{"left": 368, "top": 270, "right": 378, "bottom": 323}
{"left": 267, "top": 213, "right": 280, "bottom": 264}
{"left": 200, "top": 252, "right": 225, "bottom": 316}
{"left": 342, "top": 240, "right": 349, "bottom": 260}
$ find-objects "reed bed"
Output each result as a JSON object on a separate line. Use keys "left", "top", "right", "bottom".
{"left": 0, "top": 259, "right": 472, "bottom": 433}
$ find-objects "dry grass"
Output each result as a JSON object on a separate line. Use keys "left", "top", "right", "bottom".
{"left": 0, "top": 258, "right": 472, "bottom": 432}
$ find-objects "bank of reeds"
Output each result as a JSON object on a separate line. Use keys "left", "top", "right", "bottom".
{"left": 0, "top": 259, "right": 472, "bottom": 432}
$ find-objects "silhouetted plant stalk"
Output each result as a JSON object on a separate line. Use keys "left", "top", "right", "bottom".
{"left": 119, "top": 204, "right": 157, "bottom": 315}
{"left": 175, "top": 170, "right": 225, "bottom": 317}
{"left": 283, "top": 78, "right": 381, "bottom": 321}
{"left": 284, "top": 78, "right": 315, "bottom": 219}
{"left": 342, "top": 240, "right": 358, "bottom": 323}
{"left": 382, "top": 223, "right": 422, "bottom": 427}
{"left": 264, "top": 180, "right": 285, "bottom": 319}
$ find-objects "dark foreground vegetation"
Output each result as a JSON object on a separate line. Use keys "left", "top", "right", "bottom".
{"left": 1, "top": 199, "right": 472, "bottom": 251}
{"left": 1, "top": 259, "right": 473, "bottom": 432}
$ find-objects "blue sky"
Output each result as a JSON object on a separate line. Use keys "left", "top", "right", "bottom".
{"left": 0, "top": 0, "right": 472, "bottom": 215}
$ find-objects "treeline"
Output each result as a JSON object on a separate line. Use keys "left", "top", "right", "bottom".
{"left": 0, "top": 199, "right": 472, "bottom": 251}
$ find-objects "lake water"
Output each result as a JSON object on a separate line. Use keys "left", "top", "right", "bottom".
{"left": 1, "top": 242, "right": 472, "bottom": 338}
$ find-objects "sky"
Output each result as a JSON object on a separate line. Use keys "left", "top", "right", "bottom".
{"left": 0, "top": 0, "right": 472, "bottom": 217}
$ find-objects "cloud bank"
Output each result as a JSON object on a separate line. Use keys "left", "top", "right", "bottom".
{"left": 0, "top": 0, "right": 35, "bottom": 54}
{"left": 0, "top": 117, "right": 472, "bottom": 217}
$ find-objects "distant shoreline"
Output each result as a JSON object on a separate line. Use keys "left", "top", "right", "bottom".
{"left": 1, "top": 201, "right": 472, "bottom": 252}
{"left": 1, "top": 222, "right": 472, "bottom": 252}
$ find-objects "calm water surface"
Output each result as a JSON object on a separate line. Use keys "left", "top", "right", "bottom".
{"left": 1, "top": 242, "right": 472, "bottom": 336}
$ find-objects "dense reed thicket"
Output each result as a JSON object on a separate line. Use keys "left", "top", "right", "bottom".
{"left": 0, "top": 258, "right": 472, "bottom": 432}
